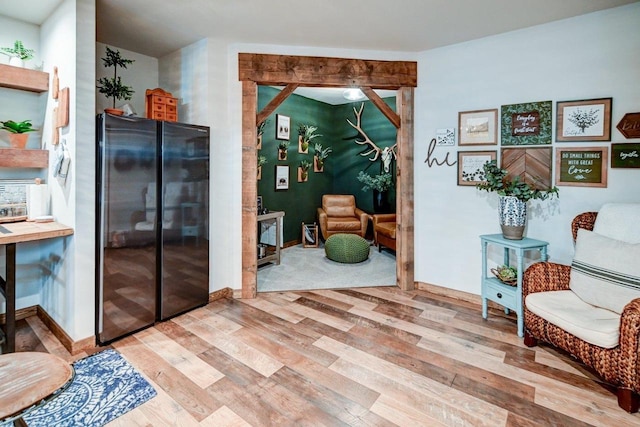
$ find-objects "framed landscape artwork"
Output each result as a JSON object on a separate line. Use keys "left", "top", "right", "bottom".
{"left": 556, "top": 146, "right": 608, "bottom": 187}
{"left": 458, "top": 109, "right": 498, "bottom": 146}
{"left": 457, "top": 150, "right": 497, "bottom": 186}
{"left": 501, "top": 101, "right": 552, "bottom": 146}
{"left": 556, "top": 98, "right": 612, "bottom": 142}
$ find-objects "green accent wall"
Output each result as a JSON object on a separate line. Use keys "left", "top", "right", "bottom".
{"left": 257, "top": 86, "right": 396, "bottom": 243}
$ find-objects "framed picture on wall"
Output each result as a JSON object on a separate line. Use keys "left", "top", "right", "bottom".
{"left": 458, "top": 109, "right": 498, "bottom": 146}
{"left": 501, "top": 100, "right": 552, "bottom": 146}
{"left": 457, "top": 150, "right": 497, "bottom": 186}
{"left": 555, "top": 146, "right": 608, "bottom": 187}
{"left": 556, "top": 98, "right": 612, "bottom": 142}
{"left": 275, "top": 114, "right": 290, "bottom": 141}
{"left": 275, "top": 165, "right": 289, "bottom": 191}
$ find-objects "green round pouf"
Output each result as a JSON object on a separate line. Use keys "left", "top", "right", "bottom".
{"left": 324, "top": 234, "right": 370, "bottom": 263}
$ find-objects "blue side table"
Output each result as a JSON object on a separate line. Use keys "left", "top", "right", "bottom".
{"left": 480, "top": 234, "right": 549, "bottom": 337}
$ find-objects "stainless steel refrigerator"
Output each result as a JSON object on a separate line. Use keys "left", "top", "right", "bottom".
{"left": 96, "top": 113, "right": 209, "bottom": 345}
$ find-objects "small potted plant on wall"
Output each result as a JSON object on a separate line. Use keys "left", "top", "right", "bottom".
{"left": 0, "top": 119, "right": 37, "bottom": 149}
{"left": 476, "top": 160, "right": 559, "bottom": 240}
{"left": 313, "top": 142, "right": 332, "bottom": 172}
{"left": 357, "top": 171, "right": 394, "bottom": 213}
{"left": 1, "top": 40, "right": 34, "bottom": 68}
{"left": 257, "top": 155, "right": 267, "bottom": 180}
{"left": 257, "top": 119, "right": 268, "bottom": 149}
{"left": 277, "top": 140, "right": 289, "bottom": 161}
{"left": 297, "top": 124, "right": 322, "bottom": 154}
{"left": 298, "top": 159, "right": 312, "bottom": 182}
{"left": 96, "top": 46, "right": 135, "bottom": 115}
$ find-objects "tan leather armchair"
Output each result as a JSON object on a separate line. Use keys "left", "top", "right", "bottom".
{"left": 372, "top": 213, "right": 396, "bottom": 252}
{"left": 317, "top": 195, "right": 368, "bottom": 240}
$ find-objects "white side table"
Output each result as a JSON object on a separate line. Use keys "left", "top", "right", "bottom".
{"left": 480, "top": 234, "right": 549, "bottom": 337}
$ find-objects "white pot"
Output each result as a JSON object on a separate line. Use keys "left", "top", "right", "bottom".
{"left": 8, "top": 57, "right": 24, "bottom": 68}
{"left": 498, "top": 196, "right": 527, "bottom": 240}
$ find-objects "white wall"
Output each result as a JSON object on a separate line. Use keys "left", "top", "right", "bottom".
{"left": 95, "top": 42, "right": 158, "bottom": 115}
{"left": 415, "top": 3, "right": 640, "bottom": 295}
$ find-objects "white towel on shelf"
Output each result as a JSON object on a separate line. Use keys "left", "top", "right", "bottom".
{"left": 260, "top": 217, "right": 284, "bottom": 247}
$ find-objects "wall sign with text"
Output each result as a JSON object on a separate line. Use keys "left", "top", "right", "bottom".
{"left": 611, "top": 143, "right": 640, "bottom": 168}
{"left": 501, "top": 101, "right": 552, "bottom": 146}
{"left": 555, "top": 147, "right": 608, "bottom": 187}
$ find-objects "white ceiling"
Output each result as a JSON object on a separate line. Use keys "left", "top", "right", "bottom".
{"left": 3, "top": 0, "right": 637, "bottom": 104}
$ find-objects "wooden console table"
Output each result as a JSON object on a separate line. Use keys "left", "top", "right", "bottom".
{"left": 257, "top": 211, "right": 284, "bottom": 266}
{"left": 0, "top": 221, "right": 74, "bottom": 353}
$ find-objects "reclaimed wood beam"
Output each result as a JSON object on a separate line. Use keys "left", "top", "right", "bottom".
{"left": 242, "top": 81, "right": 258, "bottom": 299}
{"left": 256, "top": 83, "right": 299, "bottom": 126}
{"left": 360, "top": 86, "right": 400, "bottom": 129}
{"left": 396, "top": 87, "right": 415, "bottom": 291}
{"left": 239, "top": 53, "right": 417, "bottom": 89}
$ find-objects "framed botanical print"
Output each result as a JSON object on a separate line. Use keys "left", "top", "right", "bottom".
{"left": 556, "top": 98, "right": 612, "bottom": 142}
{"left": 457, "top": 150, "right": 497, "bottom": 186}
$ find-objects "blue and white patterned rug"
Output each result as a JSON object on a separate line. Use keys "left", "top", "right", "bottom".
{"left": 3, "top": 349, "right": 156, "bottom": 427}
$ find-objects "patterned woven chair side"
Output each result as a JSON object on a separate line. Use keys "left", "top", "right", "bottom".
{"left": 522, "top": 262, "right": 571, "bottom": 298}
{"left": 619, "top": 299, "right": 640, "bottom": 393}
{"left": 571, "top": 211, "right": 598, "bottom": 242}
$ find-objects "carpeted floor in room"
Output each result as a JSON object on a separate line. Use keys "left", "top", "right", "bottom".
{"left": 258, "top": 243, "right": 396, "bottom": 292}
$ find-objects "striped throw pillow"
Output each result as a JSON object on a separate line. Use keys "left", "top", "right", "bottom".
{"left": 569, "top": 229, "right": 640, "bottom": 314}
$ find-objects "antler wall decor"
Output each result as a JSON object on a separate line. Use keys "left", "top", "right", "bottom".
{"left": 347, "top": 103, "right": 397, "bottom": 173}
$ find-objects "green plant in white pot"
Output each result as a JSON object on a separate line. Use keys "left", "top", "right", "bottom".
{"left": 1, "top": 40, "right": 35, "bottom": 67}
{"left": 476, "top": 160, "right": 559, "bottom": 240}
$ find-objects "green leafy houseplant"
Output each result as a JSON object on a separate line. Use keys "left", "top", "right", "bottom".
{"left": 0, "top": 120, "right": 37, "bottom": 149}
{"left": 357, "top": 171, "right": 393, "bottom": 193}
{"left": 297, "top": 124, "right": 322, "bottom": 152}
{"left": 313, "top": 142, "right": 332, "bottom": 169}
{"left": 1, "top": 40, "right": 34, "bottom": 60}
{"left": 299, "top": 159, "right": 312, "bottom": 181}
{"left": 0, "top": 120, "right": 36, "bottom": 134}
{"left": 476, "top": 160, "right": 559, "bottom": 202}
{"left": 96, "top": 46, "right": 135, "bottom": 110}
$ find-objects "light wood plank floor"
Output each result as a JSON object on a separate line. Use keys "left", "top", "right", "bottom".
{"left": 14, "top": 288, "right": 640, "bottom": 426}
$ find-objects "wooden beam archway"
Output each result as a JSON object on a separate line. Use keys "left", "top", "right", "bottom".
{"left": 239, "top": 53, "right": 417, "bottom": 298}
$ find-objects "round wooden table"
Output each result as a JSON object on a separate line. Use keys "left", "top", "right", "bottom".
{"left": 0, "top": 352, "right": 74, "bottom": 426}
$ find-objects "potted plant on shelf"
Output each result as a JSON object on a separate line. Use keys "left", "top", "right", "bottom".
{"left": 96, "top": 46, "right": 135, "bottom": 115}
{"left": 298, "top": 159, "right": 312, "bottom": 182}
{"left": 297, "top": 124, "right": 321, "bottom": 153}
{"left": 257, "top": 119, "right": 268, "bottom": 149}
{"left": 313, "top": 142, "right": 332, "bottom": 172}
{"left": 277, "top": 140, "right": 289, "bottom": 161}
{"left": 1, "top": 40, "right": 34, "bottom": 68}
{"left": 476, "top": 160, "right": 559, "bottom": 240}
{"left": 257, "top": 155, "right": 267, "bottom": 180}
{"left": 357, "top": 171, "right": 394, "bottom": 213}
{"left": 0, "top": 120, "right": 37, "bottom": 149}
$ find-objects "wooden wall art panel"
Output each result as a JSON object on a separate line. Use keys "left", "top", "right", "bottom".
{"left": 501, "top": 147, "right": 553, "bottom": 190}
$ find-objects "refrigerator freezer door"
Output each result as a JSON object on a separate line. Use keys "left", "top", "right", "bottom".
{"left": 97, "top": 114, "right": 158, "bottom": 344}
{"left": 158, "top": 121, "right": 210, "bottom": 320}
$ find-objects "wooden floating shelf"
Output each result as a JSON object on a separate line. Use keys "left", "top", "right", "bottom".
{"left": 0, "top": 64, "right": 49, "bottom": 93}
{"left": 0, "top": 148, "right": 48, "bottom": 168}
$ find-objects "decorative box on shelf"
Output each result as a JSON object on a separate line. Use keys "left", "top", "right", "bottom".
{"left": 145, "top": 88, "right": 178, "bottom": 122}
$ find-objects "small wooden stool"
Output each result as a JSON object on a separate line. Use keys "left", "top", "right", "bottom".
{"left": 0, "top": 352, "right": 74, "bottom": 426}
